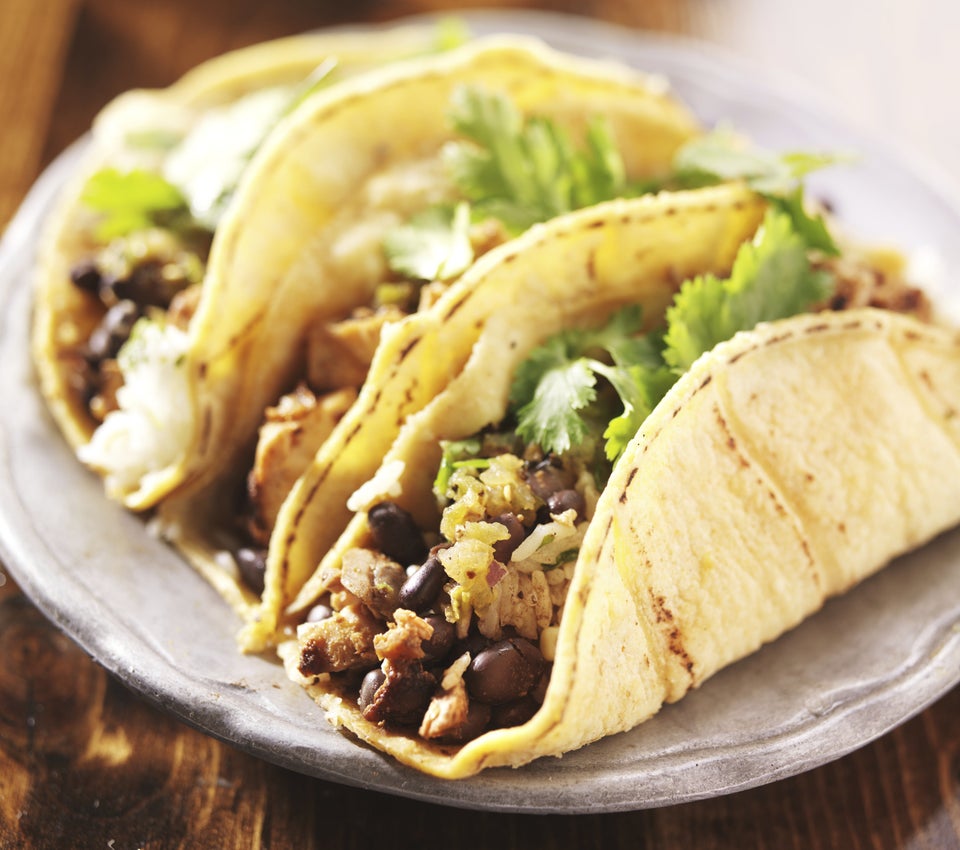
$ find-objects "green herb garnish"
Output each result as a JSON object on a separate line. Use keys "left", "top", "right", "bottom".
{"left": 433, "top": 437, "right": 485, "bottom": 496}
{"left": 383, "top": 201, "right": 475, "bottom": 281}
{"left": 443, "top": 85, "right": 629, "bottom": 232}
{"left": 80, "top": 168, "right": 191, "bottom": 240}
{"left": 510, "top": 208, "right": 834, "bottom": 465}
{"left": 673, "top": 127, "right": 846, "bottom": 255}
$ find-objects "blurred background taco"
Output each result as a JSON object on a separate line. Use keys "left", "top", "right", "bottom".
{"left": 31, "top": 22, "right": 459, "bottom": 505}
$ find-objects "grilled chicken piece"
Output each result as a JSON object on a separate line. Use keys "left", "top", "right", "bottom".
{"left": 246, "top": 384, "right": 357, "bottom": 544}
{"left": 306, "top": 306, "right": 404, "bottom": 393}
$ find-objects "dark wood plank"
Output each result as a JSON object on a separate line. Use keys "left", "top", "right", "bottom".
{"left": 0, "top": 0, "right": 79, "bottom": 225}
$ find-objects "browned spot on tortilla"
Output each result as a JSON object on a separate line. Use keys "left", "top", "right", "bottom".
{"left": 602, "top": 515, "right": 613, "bottom": 542}
{"left": 714, "top": 405, "right": 750, "bottom": 469}
{"left": 586, "top": 249, "right": 597, "bottom": 281}
{"left": 765, "top": 331, "right": 795, "bottom": 346}
{"left": 197, "top": 405, "right": 212, "bottom": 455}
{"left": 803, "top": 322, "right": 830, "bottom": 334}
{"left": 699, "top": 374, "right": 713, "bottom": 390}
{"left": 727, "top": 342, "right": 760, "bottom": 365}
{"left": 668, "top": 626, "right": 694, "bottom": 676}
{"left": 837, "top": 521, "right": 847, "bottom": 534}
{"left": 768, "top": 489, "right": 786, "bottom": 516}
{"left": 288, "top": 419, "right": 365, "bottom": 537}
{"left": 439, "top": 290, "right": 473, "bottom": 322}
{"left": 801, "top": 538, "right": 816, "bottom": 570}
{"left": 397, "top": 336, "right": 420, "bottom": 362}
{"left": 652, "top": 592, "right": 673, "bottom": 624}
{"left": 198, "top": 361, "right": 207, "bottom": 379}
{"left": 805, "top": 472, "right": 815, "bottom": 482}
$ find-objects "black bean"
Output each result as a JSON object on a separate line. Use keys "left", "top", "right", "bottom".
{"left": 358, "top": 668, "right": 386, "bottom": 711}
{"left": 491, "top": 695, "right": 540, "bottom": 729}
{"left": 464, "top": 638, "right": 545, "bottom": 705}
{"left": 361, "top": 663, "right": 436, "bottom": 726}
{"left": 531, "top": 667, "right": 550, "bottom": 704}
{"left": 437, "top": 700, "right": 492, "bottom": 744}
{"left": 234, "top": 547, "right": 267, "bottom": 595}
{"left": 492, "top": 512, "right": 526, "bottom": 563}
{"left": 453, "top": 629, "right": 492, "bottom": 660}
{"left": 420, "top": 614, "right": 455, "bottom": 662}
{"left": 304, "top": 602, "right": 333, "bottom": 623}
{"left": 111, "top": 260, "right": 188, "bottom": 309}
{"left": 525, "top": 455, "right": 576, "bottom": 502}
{"left": 69, "top": 260, "right": 102, "bottom": 294}
{"left": 367, "top": 502, "right": 428, "bottom": 566}
{"left": 398, "top": 556, "right": 446, "bottom": 612}
{"left": 86, "top": 300, "right": 141, "bottom": 362}
{"left": 546, "top": 488, "right": 586, "bottom": 521}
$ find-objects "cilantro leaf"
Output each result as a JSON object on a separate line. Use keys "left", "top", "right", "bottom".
{"left": 662, "top": 209, "right": 833, "bottom": 372}
{"left": 81, "top": 168, "right": 190, "bottom": 240}
{"left": 673, "top": 127, "right": 845, "bottom": 255}
{"left": 513, "top": 341, "right": 598, "bottom": 456}
{"left": 443, "top": 86, "right": 628, "bottom": 231}
{"left": 511, "top": 307, "right": 650, "bottom": 460}
{"left": 767, "top": 185, "right": 839, "bottom": 256}
{"left": 674, "top": 127, "right": 842, "bottom": 195}
{"left": 382, "top": 202, "right": 474, "bottom": 281}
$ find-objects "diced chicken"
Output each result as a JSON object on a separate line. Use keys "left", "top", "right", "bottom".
{"left": 480, "top": 569, "right": 553, "bottom": 641}
{"left": 305, "top": 306, "right": 405, "bottom": 393}
{"left": 419, "top": 653, "right": 472, "bottom": 740}
{"left": 373, "top": 609, "right": 433, "bottom": 662}
{"left": 245, "top": 384, "right": 357, "bottom": 544}
{"left": 297, "top": 603, "right": 380, "bottom": 675}
{"left": 340, "top": 548, "right": 406, "bottom": 619}
{"left": 419, "top": 680, "right": 469, "bottom": 740}
{"left": 816, "top": 253, "right": 932, "bottom": 321}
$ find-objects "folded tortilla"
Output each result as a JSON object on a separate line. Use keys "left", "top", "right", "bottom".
{"left": 143, "top": 35, "right": 702, "bottom": 635}
{"left": 278, "top": 187, "right": 960, "bottom": 777}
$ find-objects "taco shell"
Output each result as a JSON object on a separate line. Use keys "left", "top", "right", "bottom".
{"left": 280, "top": 197, "right": 960, "bottom": 777}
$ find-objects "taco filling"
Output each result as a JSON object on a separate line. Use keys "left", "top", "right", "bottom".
{"left": 292, "top": 200, "right": 933, "bottom": 746}
{"left": 230, "top": 81, "right": 691, "bottom": 587}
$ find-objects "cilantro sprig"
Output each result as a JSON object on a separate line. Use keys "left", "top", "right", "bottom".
{"left": 509, "top": 208, "right": 834, "bottom": 465}
{"left": 383, "top": 85, "right": 633, "bottom": 281}
{"left": 80, "top": 168, "right": 192, "bottom": 241}
{"left": 383, "top": 201, "right": 475, "bottom": 282}
{"left": 672, "top": 127, "right": 847, "bottom": 255}
{"left": 443, "top": 85, "right": 630, "bottom": 232}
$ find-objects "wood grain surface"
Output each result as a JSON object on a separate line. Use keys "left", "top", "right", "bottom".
{"left": 2, "top": 1, "right": 959, "bottom": 847}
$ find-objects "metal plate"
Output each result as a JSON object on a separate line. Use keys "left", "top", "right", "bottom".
{"left": 2, "top": 10, "right": 960, "bottom": 813}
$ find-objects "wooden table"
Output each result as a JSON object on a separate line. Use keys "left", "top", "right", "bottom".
{"left": 2, "top": 1, "right": 959, "bottom": 846}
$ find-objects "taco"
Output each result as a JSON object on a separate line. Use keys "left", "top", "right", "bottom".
{"left": 31, "top": 22, "right": 460, "bottom": 504}
{"left": 276, "top": 182, "right": 957, "bottom": 777}
{"left": 132, "top": 35, "right": 702, "bottom": 633}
